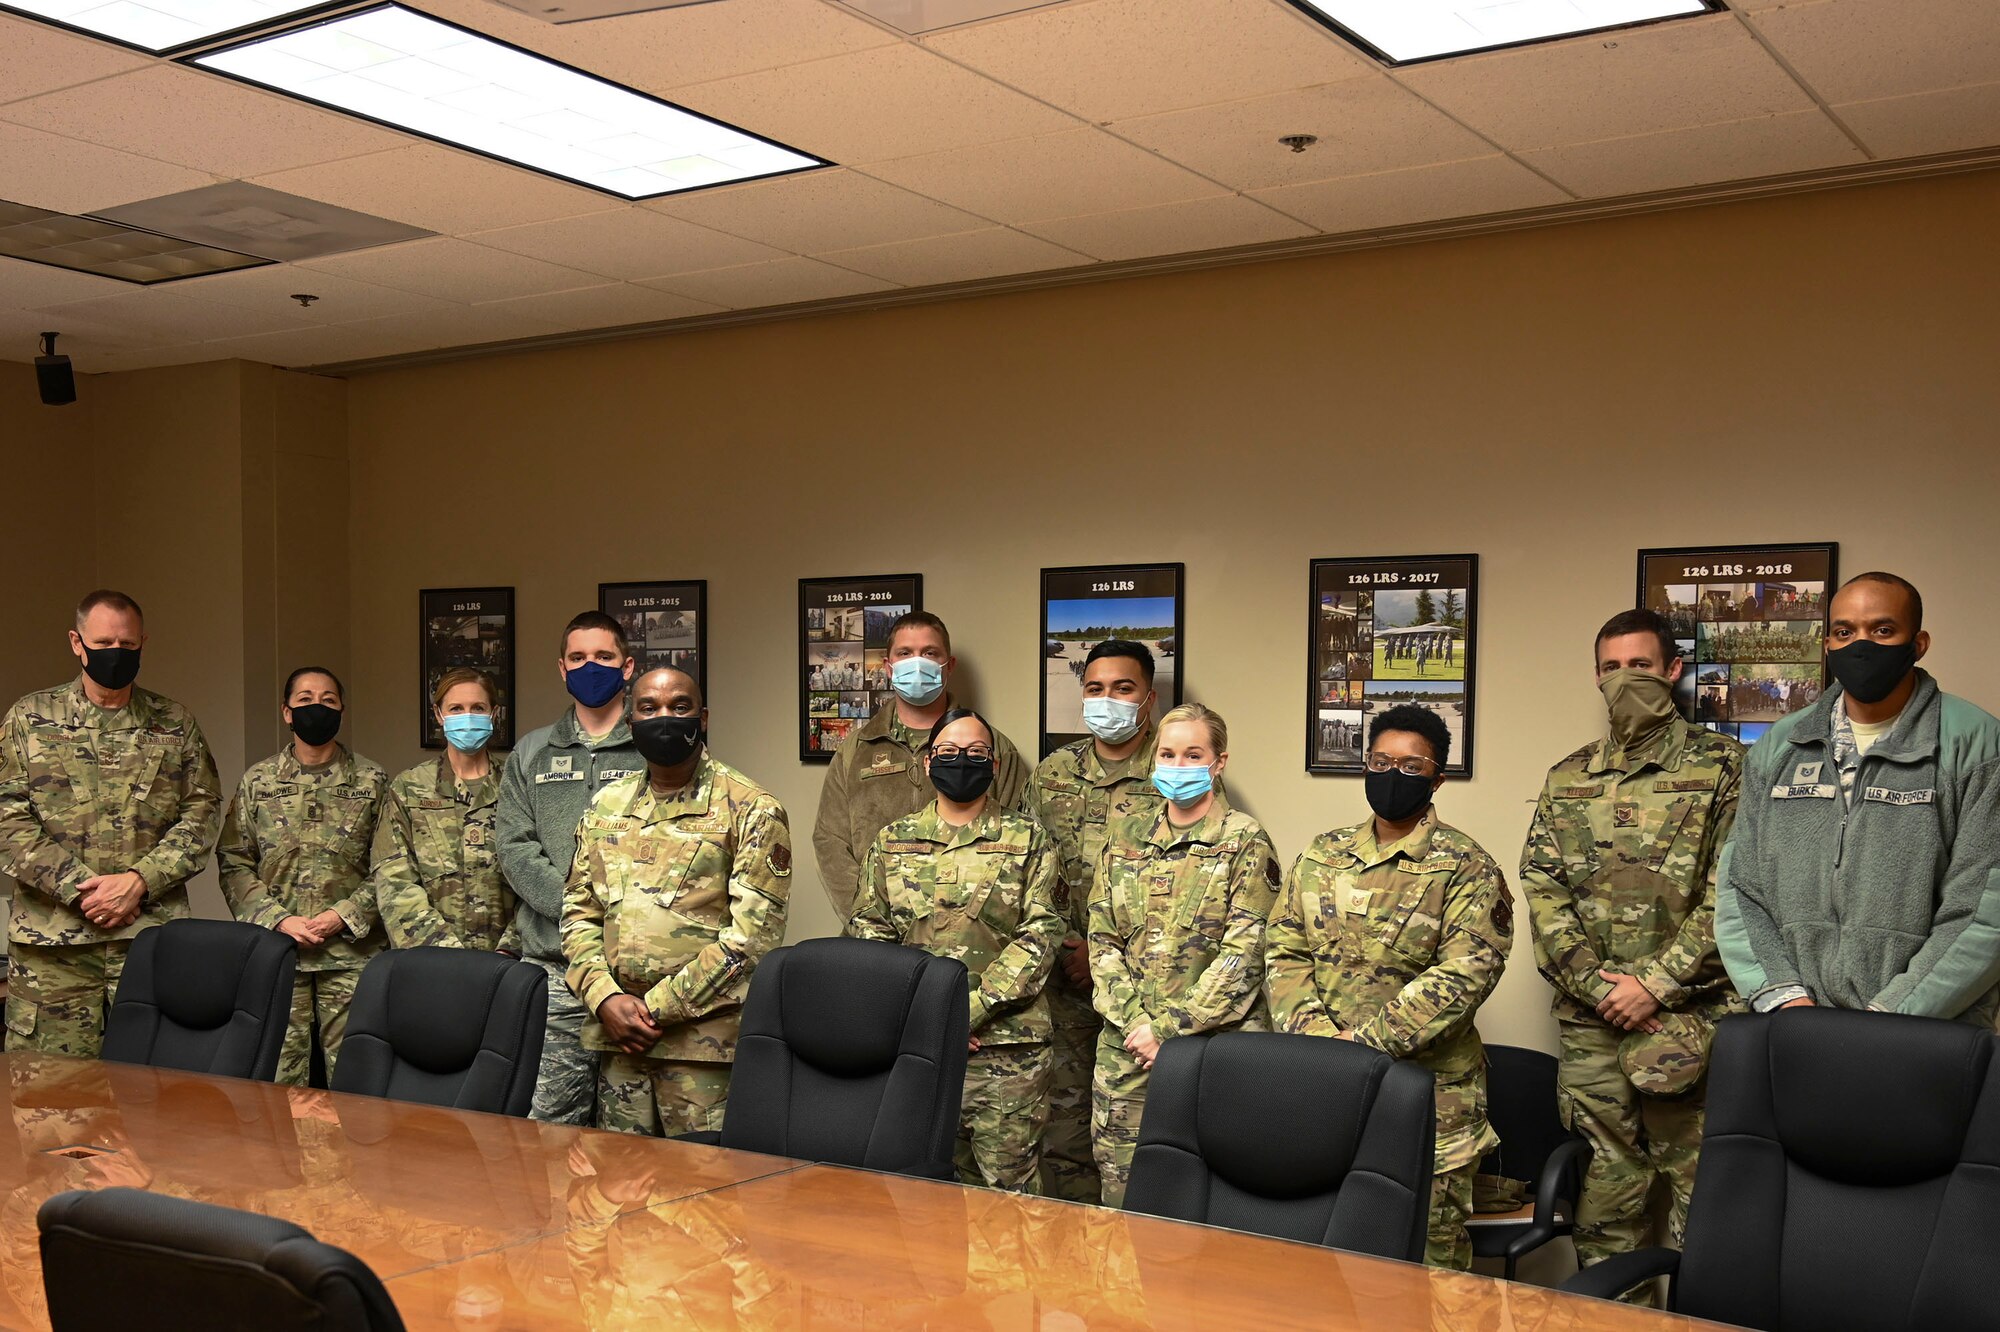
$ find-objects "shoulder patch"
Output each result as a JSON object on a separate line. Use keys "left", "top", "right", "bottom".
{"left": 1264, "top": 857, "right": 1282, "bottom": 888}
{"left": 768, "top": 843, "right": 792, "bottom": 876}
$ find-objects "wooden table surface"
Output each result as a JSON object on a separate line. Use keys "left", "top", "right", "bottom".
{"left": 1, "top": 1051, "right": 1721, "bottom": 1331}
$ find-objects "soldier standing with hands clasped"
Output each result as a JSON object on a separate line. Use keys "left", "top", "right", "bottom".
{"left": 0, "top": 591, "right": 222, "bottom": 1056}
{"left": 1522, "top": 609, "right": 1743, "bottom": 1292}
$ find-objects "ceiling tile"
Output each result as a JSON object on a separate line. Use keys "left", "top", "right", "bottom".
{"left": 1021, "top": 194, "right": 1314, "bottom": 262}
{"left": 924, "top": 0, "right": 1371, "bottom": 123}
{"left": 0, "top": 14, "right": 151, "bottom": 104}
{"left": 819, "top": 226, "right": 1087, "bottom": 285}
{"left": 648, "top": 167, "right": 993, "bottom": 253}
{"left": 0, "top": 256, "right": 135, "bottom": 310}
{"left": 671, "top": 42, "right": 1077, "bottom": 164}
{"left": 1248, "top": 155, "right": 1569, "bottom": 234}
{"left": 1747, "top": 0, "right": 2000, "bottom": 106}
{"left": 469, "top": 207, "right": 785, "bottom": 280}
{"left": 168, "top": 264, "right": 456, "bottom": 323}
{"left": 417, "top": 0, "right": 898, "bottom": 94}
{"left": 1, "top": 66, "right": 406, "bottom": 179}
{"left": 863, "top": 128, "right": 1222, "bottom": 223}
{"left": 296, "top": 238, "right": 604, "bottom": 303}
{"left": 31, "top": 288, "right": 315, "bottom": 341}
{"left": 639, "top": 256, "right": 897, "bottom": 308}
{"left": 1523, "top": 110, "right": 1864, "bottom": 197}
{"left": 0, "top": 304, "right": 170, "bottom": 364}
{"left": 475, "top": 281, "right": 725, "bottom": 332}
{"left": 1835, "top": 80, "right": 2000, "bottom": 158}
{"left": 1113, "top": 74, "right": 1494, "bottom": 192}
{"left": 1395, "top": 13, "right": 1813, "bottom": 150}
{"left": 253, "top": 145, "right": 610, "bottom": 236}
{"left": 0, "top": 121, "right": 217, "bottom": 214}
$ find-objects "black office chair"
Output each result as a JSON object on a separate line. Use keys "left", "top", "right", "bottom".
{"left": 1565, "top": 1010, "right": 2000, "bottom": 1330}
{"left": 686, "top": 937, "right": 969, "bottom": 1180}
{"left": 101, "top": 918, "right": 297, "bottom": 1081}
{"left": 38, "top": 1187, "right": 404, "bottom": 1332}
{"left": 1123, "top": 1031, "right": 1436, "bottom": 1260}
{"left": 329, "top": 948, "right": 545, "bottom": 1116}
{"left": 1471, "top": 1043, "right": 1588, "bottom": 1279}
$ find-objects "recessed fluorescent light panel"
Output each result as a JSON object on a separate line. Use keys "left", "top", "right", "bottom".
{"left": 0, "top": 198, "right": 270, "bottom": 283}
{"left": 190, "top": 4, "right": 828, "bottom": 199}
{"left": 1288, "top": 0, "right": 1723, "bottom": 65}
{"left": 0, "top": 0, "right": 336, "bottom": 54}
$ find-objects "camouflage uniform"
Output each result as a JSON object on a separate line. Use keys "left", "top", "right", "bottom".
{"left": 1522, "top": 717, "right": 1744, "bottom": 1272}
{"left": 371, "top": 755, "right": 519, "bottom": 953}
{"left": 0, "top": 681, "right": 221, "bottom": 1057}
{"left": 1087, "top": 795, "right": 1281, "bottom": 1206}
{"left": 848, "top": 801, "right": 1065, "bottom": 1191}
{"left": 811, "top": 698, "right": 1032, "bottom": 920}
{"left": 561, "top": 753, "right": 791, "bottom": 1138}
{"left": 218, "top": 745, "right": 389, "bottom": 1086}
{"left": 1265, "top": 811, "right": 1514, "bottom": 1269}
{"left": 1026, "top": 726, "right": 1160, "bottom": 1204}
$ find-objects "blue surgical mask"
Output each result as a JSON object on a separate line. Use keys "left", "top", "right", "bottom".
{"left": 565, "top": 660, "right": 626, "bottom": 709}
{"left": 891, "top": 656, "right": 945, "bottom": 706}
{"left": 1152, "top": 762, "right": 1214, "bottom": 806}
{"left": 441, "top": 713, "right": 494, "bottom": 753}
{"left": 1082, "top": 696, "right": 1145, "bottom": 744}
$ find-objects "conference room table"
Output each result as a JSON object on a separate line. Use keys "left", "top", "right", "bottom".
{"left": 0, "top": 1051, "right": 1724, "bottom": 1330}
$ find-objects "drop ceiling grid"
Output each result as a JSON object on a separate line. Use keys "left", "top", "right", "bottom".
{"left": 0, "top": 0, "right": 1991, "bottom": 372}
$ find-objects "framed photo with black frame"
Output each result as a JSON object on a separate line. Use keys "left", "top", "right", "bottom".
{"left": 419, "top": 586, "right": 515, "bottom": 751}
{"left": 1637, "top": 541, "right": 1838, "bottom": 745}
{"left": 799, "top": 573, "right": 922, "bottom": 763}
{"left": 1306, "top": 555, "right": 1477, "bottom": 777}
{"left": 599, "top": 580, "right": 707, "bottom": 699}
{"left": 1038, "top": 563, "right": 1184, "bottom": 759}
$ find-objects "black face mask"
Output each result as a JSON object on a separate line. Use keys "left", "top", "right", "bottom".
{"left": 1828, "top": 638, "right": 1919, "bottom": 705}
{"left": 289, "top": 703, "right": 343, "bottom": 747}
{"left": 633, "top": 714, "right": 703, "bottom": 769}
{"left": 81, "top": 645, "right": 141, "bottom": 691}
{"left": 1365, "top": 768, "right": 1434, "bottom": 824}
{"left": 930, "top": 753, "right": 996, "bottom": 804}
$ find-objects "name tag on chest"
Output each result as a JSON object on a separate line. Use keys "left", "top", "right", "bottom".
{"left": 1865, "top": 787, "right": 1935, "bottom": 806}
{"left": 1772, "top": 783, "right": 1837, "bottom": 800}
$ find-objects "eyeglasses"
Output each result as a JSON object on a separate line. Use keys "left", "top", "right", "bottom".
{"left": 1364, "top": 753, "right": 1437, "bottom": 777}
{"left": 931, "top": 745, "right": 994, "bottom": 762}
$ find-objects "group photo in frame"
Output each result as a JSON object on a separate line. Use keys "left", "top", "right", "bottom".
{"left": 600, "top": 580, "right": 707, "bottom": 699}
{"left": 1639, "top": 541, "right": 1838, "bottom": 745}
{"left": 418, "top": 586, "right": 515, "bottom": 750}
{"left": 1306, "top": 555, "right": 1478, "bottom": 777}
{"left": 798, "top": 573, "right": 923, "bottom": 762}
{"left": 1038, "top": 563, "right": 1184, "bottom": 758}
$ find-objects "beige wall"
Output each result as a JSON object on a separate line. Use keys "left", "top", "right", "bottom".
{"left": 339, "top": 169, "right": 2000, "bottom": 1056}
{"left": 0, "top": 362, "right": 94, "bottom": 711}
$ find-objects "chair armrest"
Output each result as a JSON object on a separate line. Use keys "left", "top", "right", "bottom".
{"left": 1561, "top": 1247, "right": 1681, "bottom": 1304}
{"left": 1536, "top": 1137, "right": 1591, "bottom": 1229}
{"left": 670, "top": 1130, "right": 724, "bottom": 1146}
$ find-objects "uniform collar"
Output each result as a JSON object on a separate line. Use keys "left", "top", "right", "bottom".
{"left": 858, "top": 694, "right": 956, "bottom": 749}
{"left": 1350, "top": 809, "right": 1439, "bottom": 868}
{"left": 433, "top": 753, "right": 501, "bottom": 805}
{"left": 620, "top": 752, "right": 715, "bottom": 822}
{"left": 277, "top": 743, "right": 356, "bottom": 784}
{"left": 1081, "top": 724, "right": 1156, "bottom": 787}
{"left": 1147, "top": 793, "right": 1232, "bottom": 851}
{"left": 1786, "top": 670, "right": 1938, "bottom": 761}
{"left": 552, "top": 706, "right": 631, "bottom": 750}
{"left": 908, "top": 799, "right": 1005, "bottom": 850}
{"left": 59, "top": 678, "right": 153, "bottom": 731}
{"left": 1587, "top": 716, "right": 1689, "bottom": 777}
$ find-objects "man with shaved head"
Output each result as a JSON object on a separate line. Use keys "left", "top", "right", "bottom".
{"left": 1720, "top": 571, "right": 2000, "bottom": 1024}
{"left": 560, "top": 668, "right": 793, "bottom": 1137}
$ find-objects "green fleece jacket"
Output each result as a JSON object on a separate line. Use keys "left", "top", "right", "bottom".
{"left": 1717, "top": 671, "right": 2000, "bottom": 1023}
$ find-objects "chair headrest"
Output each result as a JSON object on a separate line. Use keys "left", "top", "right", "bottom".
{"left": 1195, "top": 1033, "right": 1390, "bottom": 1199}
{"left": 776, "top": 938, "right": 927, "bottom": 1078}
{"left": 380, "top": 951, "right": 512, "bottom": 1075}
{"left": 152, "top": 919, "right": 264, "bottom": 1030}
{"left": 1767, "top": 1009, "right": 1993, "bottom": 1184}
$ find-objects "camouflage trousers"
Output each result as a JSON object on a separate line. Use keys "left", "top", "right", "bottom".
{"left": 1427, "top": 1162, "right": 1477, "bottom": 1270}
{"left": 278, "top": 968, "right": 361, "bottom": 1087}
{"left": 3, "top": 939, "right": 131, "bottom": 1057}
{"left": 957, "top": 1041, "right": 1052, "bottom": 1193}
{"left": 1091, "top": 1033, "right": 1151, "bottom": 1209}
{"left": 597, "top": 1054, "right": 731, "bottom": 1137}
{"left": 530, "top": 957, "right": 597, "bottom": 1126}
{"left": 1040, "top": 1000, "right": 1103, "bottom": 1203}
{"left": 1558, "top": 1016, "right": 1707, "bottom": 1283}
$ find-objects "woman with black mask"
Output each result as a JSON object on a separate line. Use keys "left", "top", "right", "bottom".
{"left": 846, "top": 707, "right": 1065, "bottom": 1191}
{"left": 217, "top": 666, "right": 388, "bottom": 1085}
{"left": 1263, "top": 703, "right": 1513, "bottom": 1270}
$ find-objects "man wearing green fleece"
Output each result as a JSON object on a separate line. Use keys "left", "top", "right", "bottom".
{"left": 1718, "top": 572, "right": 2000, "bottom": 1024}
{"left": 498, "top": 611, "right": 645, "bottom": 1123}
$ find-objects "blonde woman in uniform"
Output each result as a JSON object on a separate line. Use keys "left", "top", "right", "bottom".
{"left": 1086, "top": 702, "right": 1283, "bottom": 1207}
